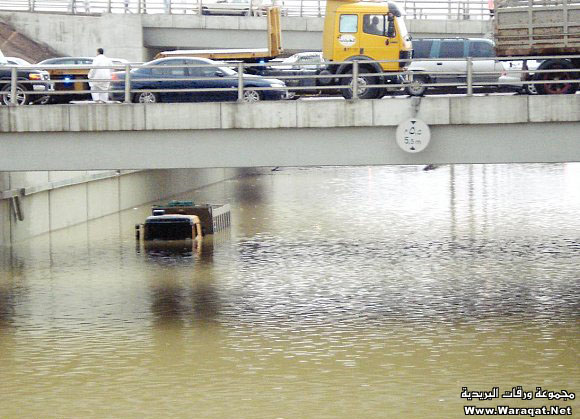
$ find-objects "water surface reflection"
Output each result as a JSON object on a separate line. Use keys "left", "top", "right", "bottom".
{"left": 0, "top": 164, "right": 578, "bottom": 418}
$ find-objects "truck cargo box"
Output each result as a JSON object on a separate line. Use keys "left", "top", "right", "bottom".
{"left": 494, "top": 0, "right": 580, "bottom": 56}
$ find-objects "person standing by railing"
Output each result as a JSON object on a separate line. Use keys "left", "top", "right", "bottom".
{"left": 88, "top": 48, "right": 113, "bottom": 102}
{"left": 488, "top": 0, "right": 495, "bottom": 16}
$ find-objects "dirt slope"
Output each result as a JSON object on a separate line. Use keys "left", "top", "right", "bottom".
{"left": 0, "top": 20, "right": 60, "bottom": 63}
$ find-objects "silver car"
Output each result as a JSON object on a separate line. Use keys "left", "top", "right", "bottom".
{"left": 406, "top": 38, "right": 505, "bottom": 96}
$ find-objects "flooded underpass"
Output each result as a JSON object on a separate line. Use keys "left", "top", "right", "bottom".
{"left": 0, "top": 164, "right": 578, "bottom": 418}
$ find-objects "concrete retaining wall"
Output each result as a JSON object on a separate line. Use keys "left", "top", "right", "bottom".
{"left": 0, "top": 12, "right": 145, "bottom": 61}
{"left": 0, "top": 167, "right": 248, "bottom": 246}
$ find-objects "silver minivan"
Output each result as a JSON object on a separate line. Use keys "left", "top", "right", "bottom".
{"left": 405, "top": 38, "right": 505, "bottom": 96}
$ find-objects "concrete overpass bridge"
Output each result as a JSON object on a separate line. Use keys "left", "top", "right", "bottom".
{"left": 1, "top": 95, "right": 579, "bottom": 171}
{"left": 0, "top": 11, "right": 491, "bottom": 62}
{"left": 140, "top": 14, "right": 491, "bottom": 54}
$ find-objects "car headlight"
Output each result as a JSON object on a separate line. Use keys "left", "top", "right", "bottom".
{"left": 29, "top": 73, "right": 42, "bottom": 80}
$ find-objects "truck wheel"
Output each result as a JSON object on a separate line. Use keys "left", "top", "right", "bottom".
{"left": 341, "top": 67, "right": 379, "bottom": 100}
{"left": 523, "top": 82, "right": 538, "bottom": 95}
{"left": 535, "top": 60, "right": 577, "bottom": 95}
{"left": 405, "top": 75, "right": 428, "bottom": 96}
{"left": 316, "top": 69, "right": 334, "bottom": 86}
{"left": 1, "top": 83, "right": 30, "bottom": 106}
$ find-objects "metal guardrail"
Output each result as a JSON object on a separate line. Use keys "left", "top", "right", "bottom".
{"left": 0, "top": 55, "right": 579, "bottom": 105}
{"left": 0, "top": 0, "right": 493, "bottom": 20}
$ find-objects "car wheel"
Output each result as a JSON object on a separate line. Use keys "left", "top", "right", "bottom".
{"left": 243, "top": 9, "right": 250, "bottom": 16}
{"left": 535, "top": 60, "right": 577, "bottom": 95}
{"left": 133, "top": 91, "right": 159, "bottom": 103}
{"left": 1, "top": 83, "right": 30, "bottom": 106}
{"left": 405, "top": 75, "right": 428, "bottom": 96}
{"left": 341, "top": 67, "right": 379, "bottom": 100}
{"left": 242, "top": 89, "right": 261, "bottom": 103}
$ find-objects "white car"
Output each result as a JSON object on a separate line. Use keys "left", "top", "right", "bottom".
{"left": 498, "top": 60, "right": 542, "bottom": 95}
{"left": 274, "top": 52, "right": 325, "bottom": 70}
{"left": 406, "top": 38, "right": 505, "bottom": 96}
{"left": 201, "top": 0, "right": 269, "bottom": 16}
{"left": 5, "top": 57, "right": 33, "bottom": 66}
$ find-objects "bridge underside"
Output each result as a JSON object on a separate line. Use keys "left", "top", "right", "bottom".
{"left": 2, "top": 123, "right": 579, "bottom": 171}
{"left": 1, "top": 96, "right": 579, "bottom": 171}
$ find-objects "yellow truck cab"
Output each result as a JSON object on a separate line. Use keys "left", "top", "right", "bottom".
{"left": 321, "top": 0, "right": 412, "bottom": 99}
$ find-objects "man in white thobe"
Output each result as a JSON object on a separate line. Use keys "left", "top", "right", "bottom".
{"left": 88, "top": 48, "right": 113, "bottom": 102}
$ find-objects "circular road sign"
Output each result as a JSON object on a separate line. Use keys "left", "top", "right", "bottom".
{"left": 396, "top": 118, "right": 431, "bottom": 153}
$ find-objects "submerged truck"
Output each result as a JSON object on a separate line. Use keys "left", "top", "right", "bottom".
{"left": 156, "top": 1, "right": 413, "bottom": 99}
{"left": 494, "top": 0, "right": 580, "bottom": 94}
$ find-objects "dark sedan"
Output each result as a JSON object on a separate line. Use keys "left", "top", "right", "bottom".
{"left": 111, "top": 57, "right": 287, "bottom": 103}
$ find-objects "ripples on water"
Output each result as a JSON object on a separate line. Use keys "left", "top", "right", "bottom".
{"left": 0, "top": 164, "right": 578, "bottom": 418}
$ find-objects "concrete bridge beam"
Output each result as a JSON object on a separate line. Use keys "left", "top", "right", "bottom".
{"left": 1, "top": 96, "right": 578, "bottom": 171}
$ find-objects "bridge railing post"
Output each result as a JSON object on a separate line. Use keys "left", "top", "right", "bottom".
{"left": 124, "top": 64, "right": 132, "bottom": 104}
{"left": 10, "top": 67, "right": 17, "bottom": 106}
{"left": 466, "top": 57, "right": 473, "bottom": 96}
{"left": 237, "top": 62, "right": 245, "bottom": 102}
{"left": 351, "top": 60, "right": 359, "bottom": 100}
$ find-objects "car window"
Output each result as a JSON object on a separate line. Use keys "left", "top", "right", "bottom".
{"left": 413, "top": 40, "right": 434, "bottom": 59}
{"left": 363, "top": 14, "right": 385, "bottom": 36}
{"left": 439, "top": 40, "right": 465, "bottom": 58}
{"left": 77, "top": 59, "right": 93, "bottom": 65}
{"left": 190, "top": 64, "right": 221, "bottom": 77}
{"left": 339, "top": 14, "right": 358, "bottom": 33}
{"left": 218, "top": 66, "right": 237, "bottom": 76}
{"left": 47, "top": 58, "right": 75, "bottom": 65}
{"left": 169, "top": 66, "right": 186, "bottom": 76}
{"left": 469, "top": 41, "right": 494, "bottom": 58}
{"left": 151, "top": 59, "right": 186, "bottom": 76}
